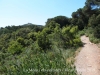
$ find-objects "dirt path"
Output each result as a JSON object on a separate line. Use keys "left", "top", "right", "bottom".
{"left": 75, "top": 35, "right": 100, "bottom": 75}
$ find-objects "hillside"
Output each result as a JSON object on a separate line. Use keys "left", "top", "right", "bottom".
{"left": 0, "top": 0, "right": 100, "bottom": 75}
{"left": 0, "top": 23, "right": 82, "bottom": 75}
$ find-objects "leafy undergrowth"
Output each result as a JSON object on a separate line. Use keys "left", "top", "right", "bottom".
{"left": 1, "top": 48, "right": 77, "bottom": 75}
{"left": 0, "top": 24, "right": 82, "bottom": 75}
{"left": 3, "top": 18, "right": 100, "bottom": 75}
{"left": 77, "top": 27, "right": 100, "bottom": 44}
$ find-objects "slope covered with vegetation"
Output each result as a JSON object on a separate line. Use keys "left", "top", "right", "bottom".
{"left": 0, "top": 22, "right": 81, "bottom": 75}
{"left": 0, "top": 0, "right": 100, "bottom": 75}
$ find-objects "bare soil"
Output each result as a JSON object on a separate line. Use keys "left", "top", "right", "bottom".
{"left": 75, "top": 35, "right": 100, "bottom": 75}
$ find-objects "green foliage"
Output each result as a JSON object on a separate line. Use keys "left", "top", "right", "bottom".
{"left": 71, "top": 18, "right": 78, "bottom": 25}
{"left": 73, "top": 38, "right": 82, "bottom": 46}
{"left": 62, "top": 26, "right": 70, "bottom": 36}
{"left": 95, "top": 14, "right": 100, "bottom": 24}
{"left": 0, "top": 22, "right": 81, "bottom": 74}
{"left": 72, "top": 12, "right": 78, "bottom": 18}
{"left": 90, "top": 36, "right": 99, "bottom": 43}
{"left": 17, "top": 37, "right": 25, "bottom": 46}
{"left": 61, "top": 26, "right": 78, "bottom": 37}
{"left": 5, "top": 50, "right": 77, "bottom": 75}
{"left": 71, "top": 8, "right": 88, "bottom": 30}
{"left": 36, "top": 31, "right": 51, "bottom": 51}
{"left": 69, "top": 26, "right": 78, "bottom": 34}
{"left": 94, "top": 24, "right": 100, "bottom": 38}
{"left": 8, "top": 41, "right": 23, "bottom": 55}
{"left": 76, "top": 19, "right": 85, "bottom": 30}
{"left": 46, "top": 21, "right": 60, "bottom": 33}
{"left": 61, "top": 26, "right": 82, "bottom": 47}
{"left": 1, "top": 0, "right": 100, "bottom": 74}
{"left": 46, "top": 16, "right": 70, "bottom": 28}
{"left": 42, "top": 27, "right": 52, "bottom": 34}
{"left": 80, "top": 27, "right": 100, "bottom": 43}
{"left": 88, "top": 14, "right": 100, "bottom": 38}
{"left": 88, "top": 14, "right": 96, "bottom": 27}
{"left": 28, "top": 32, "right": 36, "bottom": 41}
{"left": 77, "top": 30, "right": 85, "bottom": 37}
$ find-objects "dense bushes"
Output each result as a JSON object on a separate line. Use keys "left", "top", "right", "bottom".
{"left": 46, "top": 16, "right": 70, "bottom": 28}
{"left": 94, "top": 24, "right": 100, "bottom": 38}
{"left": 1, "top": 0, "right": 100, "bottom": 74}
{"left": 0, "top": 22, "right": 82, "bottom": 75}
{"left": 0, "top": 23, "right": 82, "bottom": 55}
{"left": 61, "top": 26, "right": 82, "bottom": 47}
{"left": 36, "top": 31, "right": 51, "bottom": 51}
{"left": 78, "top": 27, "right": 100, "bottom": 44}
{"left": 5, "top": 49, "right": 77, "bottom": 75}
{"left": 8, "top": 41, "right": 24, "bottom": 55}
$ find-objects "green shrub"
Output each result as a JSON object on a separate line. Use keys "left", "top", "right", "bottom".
{"left": 17, "top": 37, "right": 25, "bottom": 46}
{"left": 90, "top": 37, "right": 99, "bottom": 44}
{"left": 73, "top": 38, "right": 82, "bottom": 46}
{"left": 94, "top": 24, "right": 100, "bottom": 38}
{"left": 36, "top": 32, "right": 51, "bottom": 51}
{"left": 77, "top": 30, "right": 85, "bottom": 37}
{"left": 8, "top": 41, "right": 23, "bottom": 55}
{"left": 5, "top": 49, "right": 77, "bottom": 75}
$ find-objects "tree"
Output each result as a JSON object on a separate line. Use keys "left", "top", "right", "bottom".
{"left": 72, "top": 12, "right": 79, "bottom": 18}
{"left": 88, "top": 14, "right": 100, "bottom": 27}
{"left": 88, "top": 14, "right": 96, "bottom": 27}
{"left": 76, "top": 19, "right": 85, "bottom": 30}
{"left": 71, "top": 8, "right": 88, "bottom": 30}
{"left": 71, "top": 18, "right": 78, "bottom": 25}
{"left": 94, "top": 24, "right": 100, "bottom": 38}
{"left": 83, "top": 0, "right": 100, "bottom": 17}
{"left": 46, "top": 16, "right": 70, "bottom": 28}
{"left": 95, "top": 14, "right": 100, "bottom": 24}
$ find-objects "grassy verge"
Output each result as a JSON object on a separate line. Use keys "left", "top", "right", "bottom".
{"left": 77, "top": 27, "right": 100, "bottom": 44}
{"left": 0, "top": 45, "right": 78, "bottom": 75}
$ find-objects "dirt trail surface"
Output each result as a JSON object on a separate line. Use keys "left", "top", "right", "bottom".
{"left": 75, "top": 35, "right": 100, "bottom": 75}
